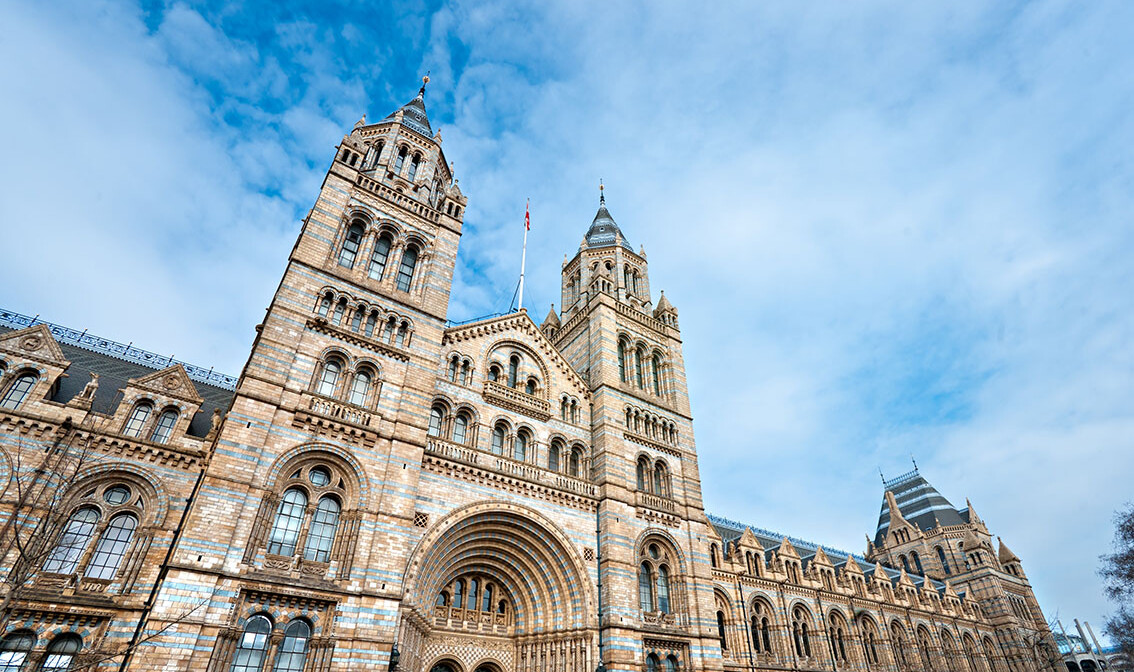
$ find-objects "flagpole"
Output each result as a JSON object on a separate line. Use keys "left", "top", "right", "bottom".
{"left": 518, "top": 199, "right": 529, "bottom": 311}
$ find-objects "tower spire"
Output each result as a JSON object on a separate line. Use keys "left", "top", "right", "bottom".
{"left": 599, "top": 179, "right": 605, "bottom": 206}
{"left": 419, "top": 72, "right": 430, "bottom": 97}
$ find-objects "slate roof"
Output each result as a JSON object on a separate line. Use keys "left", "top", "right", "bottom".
{"left": 0, "top": 325, "right": 235, "bottom": 438}
{"left": 384, "top": 86, "right": 433, "bottom": 138}
{"left": 874, "top": 470, "right": 968, "bottom": 546}
{"left": 583, "top": 195, "right": 634, "bottom": 251}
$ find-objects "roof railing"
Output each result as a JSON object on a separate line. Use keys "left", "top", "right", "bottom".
{"left": 0, "top": 308, "right": 237, "bottom": 391}
{"left": 882, "top": 468, "right": 920, "bottom": 489}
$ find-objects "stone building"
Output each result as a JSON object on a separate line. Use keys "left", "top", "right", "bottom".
{"left": 0, "top": 80, "right": 1056, "bottom": 672}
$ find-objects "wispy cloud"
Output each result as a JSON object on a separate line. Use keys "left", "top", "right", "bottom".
{"left": 2, "top": 0, "right": 1131, "bottom": 636}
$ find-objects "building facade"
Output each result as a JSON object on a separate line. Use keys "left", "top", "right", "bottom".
{"left": 0, "top": 81, "right": 1056, "bottom": 672}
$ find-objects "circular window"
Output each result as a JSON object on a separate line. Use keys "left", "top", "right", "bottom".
{"left": 309, "top": 467, "right": 331, "bottom": 487}
{"left": 104, "top": 485, "right": 131, "bottom": 505}
{"left": 649, "top": 544, "right": 660, "bottom": 559}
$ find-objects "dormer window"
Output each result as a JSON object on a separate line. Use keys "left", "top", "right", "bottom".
{"left": 150, "top": 409, "right": 179, "bottom": 444}
{"left": 0, "top": 372, "right": 37, "bottom": 410}
{"left": 123, "top": 402, "right": 152, "bottom": 438}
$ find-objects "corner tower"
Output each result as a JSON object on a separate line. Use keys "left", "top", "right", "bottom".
{"left": 549, "top": 186, "right": 720, "bottom": 672}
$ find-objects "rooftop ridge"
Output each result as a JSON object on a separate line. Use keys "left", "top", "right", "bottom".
{"left": 883, "top": 468, "right": 920, "bottom": 489}
{"left": 706, "top": 513, "right": 865, "bottom": 562}
{"left": 0, "top": 308, "right": 237, "bottom": 391}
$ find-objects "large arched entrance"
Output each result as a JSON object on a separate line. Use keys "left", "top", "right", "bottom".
{"left": 398, "top": 503, "right": 597, "bottom": 672}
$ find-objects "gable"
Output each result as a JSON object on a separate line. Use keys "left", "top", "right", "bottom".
{"left": 0, "top": 324, "right": 69, "bottom": 368}
{"left": 127, "top": 364, "right": 204, "bottom": 404}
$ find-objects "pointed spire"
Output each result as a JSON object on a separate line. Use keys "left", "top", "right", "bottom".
{"left": 998, "top": 537, "right": 1021, "bottom": 564}
{"left": 583, "top": 181, "right": 632, "bottom": 251}
{"left": 384, "top": 75, "right": 433, "bottom": 136}
{"left": 966, "top": 498, "right": 985, "bottom": 526}
{"left": 542, "top": 304, "right": 561, "bottom": 330}
{"left": 654, "top": 290, "right": 675, "bottom": 314}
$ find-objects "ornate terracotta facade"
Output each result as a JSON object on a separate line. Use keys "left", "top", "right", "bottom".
{"left": 0, "top": 81, "right": 1056, "bottom": 672}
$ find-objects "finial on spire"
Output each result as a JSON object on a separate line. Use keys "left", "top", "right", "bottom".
{"left": 599, "top": 179, "right": 605, "bottom": 206}
{"left": 419, "top": 71, "right": 431, "bottom": 97}
{"left": 910, "top": 455, "right": 918, "bottom": 471}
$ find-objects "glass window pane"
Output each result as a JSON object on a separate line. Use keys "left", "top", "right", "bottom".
{"left": 123, "top": 404, "right": 151, "bottom": 438}
{"left": 150, "top": 410, "right": 178, "bottom": 444}
{"left": 272, "top": 621, "right": 310, "bottom": 672}
{"left": 230, "top": 616, "right": 271, "bottom": 672}
{"left": 396, "top": 247, "right": 418, "bottom": 292}
{"left": 453, "top": 415, "right": 468, "bottom": 444}
{"left": 0, "top": 631, "right": 34, "bottom": 672}
{"left": 338, "top": 224, "right": 363, "bottom": 267}
{"left": 0, "top": 374, "right": 37, "bottom": 410}
{"left": 349, "top": 372, "right": 370, "bottom": 406}
{"left": 369, "top": 237, "right": 391, "bottom": 280}
{"left": 303, "top": 497, "right": 340, "bottom": 563}
{"left": 84, "top": 513, "right": 138, "bottom": 580}
{"left": 43, "top": 507, "right": 100, "bottom": 574}
{"left": 317, "top": 362, "right": 340, "bottom": 397}
{"left": 266, "top": 489, "right": 307, "bottom": 556}
{"left": 427, "top": 408, "right": 443, "bottom": 437}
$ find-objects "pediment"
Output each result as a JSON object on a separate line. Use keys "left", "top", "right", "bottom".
{"left": 738, "top": 527, "right": 764, "bottom": 551}
{"left": 443, "top": 311, "right": 590, "bottom": 398}
{"left": 0, "top": 324, "right": 69, "bottom": 367}
{"left": 127, "top": 364, "right": 203, "bottom": 404}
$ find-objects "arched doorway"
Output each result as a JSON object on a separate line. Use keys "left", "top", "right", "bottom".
{"left": 398, "top": 503, "right": 598, "bottom": 672}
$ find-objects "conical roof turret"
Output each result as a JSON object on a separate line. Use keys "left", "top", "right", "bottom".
{"left": 998, "top": 538, "right": 1021, "bottom": 564}
{"left": 384, "top": 76, "right": 433, "bottom": 137}
{"left": 583, "top": 184, "right": 633, "bottom": 251}
{"left": 541, "top": 304, "right": 561, "bottom": 330}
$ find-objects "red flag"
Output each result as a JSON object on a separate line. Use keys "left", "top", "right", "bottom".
{"left": 525, "top": 200, "right": 530, "bottom": 230}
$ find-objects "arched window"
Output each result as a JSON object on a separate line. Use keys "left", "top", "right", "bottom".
{"left": 150, "top": 409, "right": 178, "bottom": 444}
{"left": 900, "top": 554, "right": 911, "bottom": 573}
{"left": 892, "top": 623, "right": 910, "bottom": 670}
{"left": 911, "top": 551, "right": 924, "bottom": 575}
{"left": 448, "top": 357, "right": 459, "bottom": 382}
{"left": 0, "top": 373, "right": 37, "bottom": 410}
{"left": 513, "top": 430, "right": 529, "bottom": 462}
{"left": 638, "top": 562, "right": 654, "bottom": 611}
{"left": 83, "top": 512, "right": 138, "bottom": 580}
{"left": 664, "top": 656, "right": 678, "bottom": 672}
{"left": 710, "top": 543, "right": 719, "bottom": 568}
{"left": 751, "top": 601, "right": 773, "bottom": 655}
{"left": 396, "top": 246, "right": 418, "bottom": 292}
{"left": 467, "top": 578, "right": 478, "bottom": 612}
{"left": 618, "top": 340, "right": 627, "bottom": 382}
{"left": 394, "top": 147, "right": 407, "bottom": 174}
{"left": 937, "top": 545, "right": 952, "bottom": 575}
{"left": 338, "top": 223, "right": 364, "bottom": 267}
{"left": 635, "top": 348, "right": 644, "bottom": 388}
{"left": 39, "top": 635, "right": 82, "bottom": 672}
{"left": 460, "top": 361, "right": 470, "bottom": 385}
{"left": 350, "top": 306, "right": 363, "bottom": 332}
{"left": 525, "top": 378, "right": 537, "bottom": 395}
{"left": 303, "top": 496, "right": 340, "bottom": 563}
{"left": 230, "top": 615, "right": 272, "bottom": 672}
{"left": 507, "top": 356, "right": 519, "bottom": 388}
{"left": 369, "top": 234, "right": 393, "bottom": 280}
{"left": 828, "top": 614, "right": 848, "bottom": 664}
{"left": 123, "top": 402, "right": 152, "bottom": 438}
{"left": 646, "top": 654, "right": 659, "bottom": 672}
{"left": 0, "top": 629, "right": 35, "bottom": 672}
{"left": 266, "top": 488, "right": 307, "bottom": 556}
{"left": 364, "top": 312, "right": 378, "bottom": 337}
{"left": 317, "top": 360, "right": 341, "bottom": 397}
{"left": 548, "top": 440, "right": 561, "bottom": 472}
{"left": 349, "top": 370, "right": 372, "bottom": 406}
{"left": 918, "top": 628, "right": 934, "bottom": 671}
{"left": 656, "top": 565, "right": 671, "bottom": 613}
{"left": 453, "top": 412, "right": 469, "bottom": 445}
{"left": 637, "top": 458, "right": 649, "bottom": 491}
{"left": 491, "top": 424, "right": 505, "bottom": 455}
{"left": 488, "top": 365, "right": 500, "bottom": 382}
{"left": 568, "top": 447, "right": 581, "bottom": 477}
{"left": 427, "top": 406, "right": 445, "bottom": 437}
{"left": 316, "top": 293, "right": 332, "bottom": 317}
{"left": 652, "top": 355, "right": 662, "bottom": 395}
{"left": 654, "top": 462, "right": 669, "bottom": 497}
{"left": 452, "top": 579, "right": 464, "bottom": 609}
{"left": 407, "top": 154, "right": 421, "bottom": 182}
{"left": 792, "top": 608, "right": 812, "bottom": 658}
{"left": 717, "top": 610, "right": 728, "bottom": 650}
{"left": 482, "top": 584, "right": 493, "bottom": 612}
{"left": 43, "top": 506, "right": 100, "bottom": 574}
{"left": 272, "top": 620, "right": 311, "bottom": 672}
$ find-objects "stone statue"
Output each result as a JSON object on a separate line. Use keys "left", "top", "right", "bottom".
{"left": 80, "top": 373, "right": 99, "bottom": 399}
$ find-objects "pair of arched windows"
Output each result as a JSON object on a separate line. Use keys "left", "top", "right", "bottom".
{"left": 393, "top": 146, "right": 422, "bottom": 182}
{"left": 229, "top": 615, "right": 310, "bottom": 672}
{"left": 936, "top": 544, "right": 952, "bottom": 575}
{"left": 625, "top": 407, "right": 678, "bottom": 445}
{"left": 0, "top": 632, "right": 81, "bottom": 672}
{"left": 337, "top": 222, "right": 421, "bottom": 293}
{"left": 644, "top": 654, "right": 678, "bottom": 672}
{"left": 622, "top": 265, "right": 641, "bottom": 296}
{"left": 122, "top": 402, "right": 180, "bottom": 444}
{"left": 828, "top": 613, "right": 849, "bottom": 665}
{"left": 428, "top": 404, "right": 474, "bottom": 446}
{"left": 0, "top": 370, "right": 37, "bottom": 411}
{"left": 42, "top": 483, "right": 142, "bottom": 582}
{"left": 791, "top": 607, "right": 813, "bottom": 658}
{"left": 750, "top": 601, "right": 773, "bottom": 655}
{"left": 636, "top": 456, "right": 672, "bottom": 497}
{"left": 899, "top": 551, "right": 925, "bottom": 576}
{"left": 858, "top": 617, "right": 881, "bottom": 666}
{"left": 490, "top": 422, "right": 533, "bottom": 463}
{"left": 616, "top": 337, "right": 666, "bottom": 395}
{"left": 559, "top": 397, "right": 579, "bottom": 424}
{"left": 314, "top": 355, "right": 378, "bottom": 407}
{"left": 548, "top": 438, "right": 583, "bottom": 477}
{"left": 638, "top": 541, "right": 676, "bottom": 614}
{"left": 266, "top": 466, "right": 342, "bottom": 563}
{"left": 447, "top": 355, "right": 472, "bottom": 385}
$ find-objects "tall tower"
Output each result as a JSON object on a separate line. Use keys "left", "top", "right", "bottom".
{"left": 138, "top": 78, "right": 471, "bottom": 671}
{"left": 551, "top": 186, "right": 722, "bottom": 672}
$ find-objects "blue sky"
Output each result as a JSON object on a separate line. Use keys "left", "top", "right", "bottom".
{"left": 2, "top": 0, "right": 1132, "bottom": 638}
